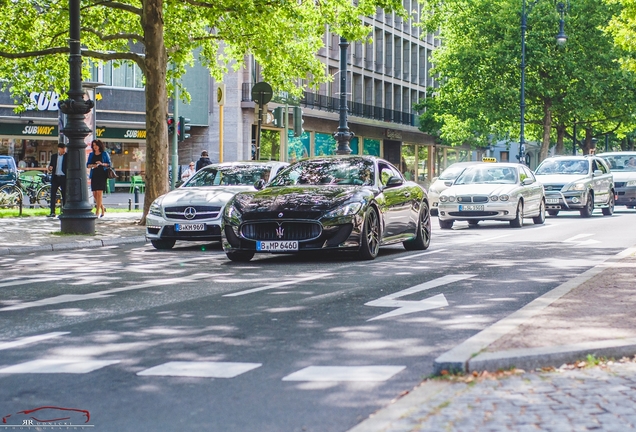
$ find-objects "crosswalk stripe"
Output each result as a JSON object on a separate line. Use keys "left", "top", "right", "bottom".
{"left": 282, "top": 365, "right": 405, "bottom": 382}
{"left": 0, "top": 332, "right": 69, "bottom": 351}
{"left": 137, "top": 361, "right": 261, "bottom": 378}
{"left": 0, "top": 358, "right": 120, "bottom": 374}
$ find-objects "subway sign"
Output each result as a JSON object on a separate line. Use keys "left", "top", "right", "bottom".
{"left": 0, "top": 124, "right": 146, "bottom": 140}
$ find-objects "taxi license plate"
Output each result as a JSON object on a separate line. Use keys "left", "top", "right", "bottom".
{"left": 459, "top": 205, "right": 484, "bottom": 211}
{"left": 257, "top": 241, "right": 299, "bottom": 252}
{"left": 175, "top": 223, "right": 205, "bottom": 232}
{"left": 546, "top": 198, "right": 559, "bottom": 204}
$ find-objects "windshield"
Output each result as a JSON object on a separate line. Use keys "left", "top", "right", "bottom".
{"left": 455, "top": 166, "right": 518, "bottom": 185}
{"left": 439, "top": 164, "right": 473, "bottom": 180}
{"left": 270, "top": 158, "right": 375, "bottom": 186}
{"left": 601, "top": 154, "right": 636, "bottom": 171}
{"left": 535, "top": 159, "right": 590, "bottom": 175}
{"left": 183, "top": 165, "right": 271, "bottom": 187}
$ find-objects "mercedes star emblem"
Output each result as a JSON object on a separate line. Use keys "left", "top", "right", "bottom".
{"left": 278, "top": 212, "right": 284, "bottom": 218}
{"left": 184, "top": 207, "right": 197, "bottom": 220}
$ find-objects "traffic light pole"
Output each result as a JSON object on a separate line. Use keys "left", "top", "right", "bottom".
{"left": 334, "top": 36, "right": 353, "bottom": 155}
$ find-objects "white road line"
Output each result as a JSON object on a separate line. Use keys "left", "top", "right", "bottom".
{"left": 137, "top": 361, "right": 261, "bottom": 378}
{"left": 223, "top": 273, "right": 333, "bottom": 297}
{"left": 0, "top": 358, "right": 120, "bottom": 374}
{"left": 395, "top": 249, "right": 447, "bottom": 261}
{"left": 563, "top": 233, "right": 595, "bottom": 242}
{"left": 0, "top": 273, "right": 212, "bottom": 312}
{"left": 365, "top": 274, "right": 475, "bottom": 321}
{"left": 0, "top": 276, "right": 60, "bottom": 289}
{"left": 282, "top": 365, "right": 405, "bottom": 382}
{"left": 0, "top": 332, "right": 69, "bottom": 351}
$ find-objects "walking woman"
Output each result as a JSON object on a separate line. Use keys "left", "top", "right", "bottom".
{"left": 87, "top": 139, "right": 111, "bottom": 218}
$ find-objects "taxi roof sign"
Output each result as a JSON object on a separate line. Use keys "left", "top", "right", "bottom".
{"left": 482, "top": 156, "right": 497, "bottom": 163}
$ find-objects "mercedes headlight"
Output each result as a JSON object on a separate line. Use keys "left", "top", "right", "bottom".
{"left": 567, "top": 182, "right": 586, "bottom": 191}
{"left": 626, "top": 180, "right": 636, "bottom": 187}
{"left": 149, "top": 201, "right": 162, "bottom": 216}
{"left": 324, "top": 202, "right": 362, "bottom": 218}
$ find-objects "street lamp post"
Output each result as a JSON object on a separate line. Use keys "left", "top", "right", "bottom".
{"left": 519, "top": 1, "right": 568, "bottom": 164}
{"left": 58, "top": 0, "right": 96, "bottom": 234}
{"left": 334, "top": 37, "right": 353, "bottom": 155}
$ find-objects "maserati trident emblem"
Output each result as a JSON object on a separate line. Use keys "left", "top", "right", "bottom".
{"left": 278, "top": 212, "right": 284, "bottom": 218}
{"left": 276, "top": 225, "right": 284, "bottom": 239}
{"left": 184, "top": 207, "right": 196, "bottom": 220}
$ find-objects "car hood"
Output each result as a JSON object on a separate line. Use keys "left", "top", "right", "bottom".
{"left": 534, "top": 174, "right": 589, "bottom": 185}
{"left": 234, "top": 185, "right": 368, "bottom": 214}
{"left": 158, "top": 186, "right": 255, "bottom": 207}
{"left": 443, "top": 184, "right": 517, "bottom": 196}
{"left": 611, "top": 171, "right": 636, "bottom": 182}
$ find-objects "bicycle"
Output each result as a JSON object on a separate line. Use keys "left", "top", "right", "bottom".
{"left": 0, "top": 171, "right": 61, "bottom": 209}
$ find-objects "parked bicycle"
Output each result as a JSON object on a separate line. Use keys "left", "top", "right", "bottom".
{"left": 0, "top": 171, "right": 61, "bottom": 209}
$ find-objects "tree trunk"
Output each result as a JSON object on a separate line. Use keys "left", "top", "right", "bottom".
{"left": 140, "top": 0, "right": 169, "bottom": 224}
{"left": 539, "top": 99, "right": 552, "bottom": 163}
{"left": 581, "top": 128, "right": 594, "bottom": 155}
{"left": 555, "top": 124, "right": 565, "bottom": 155}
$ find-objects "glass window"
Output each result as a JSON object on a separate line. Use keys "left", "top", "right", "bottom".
{"left": 271, "top": 158, "right": 375, "bottom": 186}
{"left": 184, "top": 164, "right": 271, "bottom": 187}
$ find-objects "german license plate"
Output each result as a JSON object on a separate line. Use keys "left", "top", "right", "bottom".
{"left": 546, "top": 198, "right": 559, "bottom": 204}
{"left": 459, "top": 205, "right": 484, "bottom": 211}
{"left": 175, "top": 223, "right": 205, "bottom": 232}
{"left": 256, "top": 241, "right": 299, "bottom": 252}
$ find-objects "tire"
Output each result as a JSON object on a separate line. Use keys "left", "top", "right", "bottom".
{"left": 36, "top": 184, "right": 62, "bottom": 209}
{"left": 547, "top": 210, "right": 559, "bottom": 216}
{"left": 439, "top": 219, "right": 454, "bottom": 229}
{"left": 226, "top": 251, "right": 255, "bottom": 262}
{"left": 358, "top": 207, "right": 380, "bottom": 260}
{"left": 510, "top": 201, "right": 524, "bottom": 228}
{"left": 151, "top": 239, "right": 176, "bottom": 250}
{"left": 602, "top": 193, "right": 614, "bottom": 216}
{"left": 580, "top": 193, "right": 594, "bottom": 218}
{"left": 468, "top": 220, "right": 479, "bottom": 227}
{"left": 403, "top": 201, "right": 431, "bottom": 251}
{"left": 532, "top": 199, "right": 546, "bottom": 225}
{"left": 0, "top": 184, "right": 23, "bottom": 207}
{"left": 430, "top": 207, "right": 438, "bottom": 217}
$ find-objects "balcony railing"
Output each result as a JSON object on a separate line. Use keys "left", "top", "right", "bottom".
{"left": 241, "top": 83, "right": 415, "bottom": 127}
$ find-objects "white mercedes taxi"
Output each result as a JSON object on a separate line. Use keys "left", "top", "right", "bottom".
{"left": 437, "top": 162, "right": 545, "bottom": 229}
{"left": 146, "top": 161, "right": 288, "bottom": 249}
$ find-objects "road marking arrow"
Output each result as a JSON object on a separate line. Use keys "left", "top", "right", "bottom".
{"left": 365, "top": 274, "right": 475, "bottom": 321}
{"left": 563, "top": 233, "right": 601, "bottom": 245}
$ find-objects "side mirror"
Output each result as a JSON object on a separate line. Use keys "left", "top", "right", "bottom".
{"left": 444, "top": 181, "right": 453, "bottom": 187}
{"left": 593, "top": 169, "right": 603, "bottom": 177}
{"left": 522, "top": 177, "right": 534, "bottom": 185}
{"left": 254, "top": 179, "right": 266, "bottom": 190}
{"left": 385, "top": 176, "right": 404, "bottom": 188}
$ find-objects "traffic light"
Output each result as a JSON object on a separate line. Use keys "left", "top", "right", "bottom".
{"left": 167, "top": 116, "right": 175, "bottom": 135}
{"left": 178, "top": 116, "right": 191, "bottom": 142}
{"left": 293, "top": 106, "right": 304, "bottom": 137}
{"left": 272, "top": 107, "right": 284, "bottom": 128}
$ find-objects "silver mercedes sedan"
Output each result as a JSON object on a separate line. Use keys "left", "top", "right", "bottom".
{"left": 146, "top": 161, "right": 288, "bottom": 249}
{"left": 437, "top": 163, "right": 545, "bottom": 229}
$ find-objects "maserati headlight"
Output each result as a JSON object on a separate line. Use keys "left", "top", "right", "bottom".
{"left": 626, "top": 180, "right": 636, "bottom": 187}
{"left": 324, "top": 202, "right": 362, "bottom": 218}
{"left": 567, "top": 182, "right": 586, "bottom": 191}
{"left": 149, "top": 201, "right": 162, "bottom": 216}
{"left": 224, "top": 201, "right": 242, "bottom": 223}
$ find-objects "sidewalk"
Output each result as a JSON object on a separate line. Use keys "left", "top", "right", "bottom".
{"left": 351, "top": 247, "right": 636, "bottom": 431}
{"left": 0, "top": 192, "right": 146, "bottom": 255}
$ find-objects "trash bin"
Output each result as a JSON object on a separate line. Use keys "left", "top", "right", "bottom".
{"left": 107, "top": 178, "right": 116, "bottom": 194}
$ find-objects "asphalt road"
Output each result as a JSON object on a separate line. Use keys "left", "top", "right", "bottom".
{"left": 1, "top": 209, "right": 635, "bottom": 431}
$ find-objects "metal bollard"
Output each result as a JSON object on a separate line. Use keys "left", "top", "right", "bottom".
{"left": 134, "top": 186, "right": 140, "bottom": 210}
{"left": 128, "top": 198, "right": 132, "bottom": 211}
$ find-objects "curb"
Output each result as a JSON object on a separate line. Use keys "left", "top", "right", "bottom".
{"left": 0, "top": 236, "right": 148, "bottom": 256}
{"left": 433, "top": 246, "right": 636, "bottom": 374}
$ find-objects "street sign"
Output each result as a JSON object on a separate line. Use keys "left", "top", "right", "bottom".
{"left": 251, "top": 82, "right": 273, "bottom": 105}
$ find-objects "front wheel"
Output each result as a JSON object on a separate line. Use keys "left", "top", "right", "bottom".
{"left": 0, "top": 184, "right": 23, "bottom": 207}
{"left": 151, "top": 239, "right": 176, "bottom": 250}
{"left": 532, "top": 200, "right": 546, "bottom": 225}
{"left": 510, "top": 201, "right": 524, "bottom": 228}
{"left": 403, "top": 201, "right": 431, "bottom": 251}
{"left": 439, "top": 219, "right": 454, "bottom": 229}
{"left": 226, "top": 251, "right": 255, "bottom": 262}
{"left": 580, "top": 193, "right": 594, "bottom": 218}
{"left": 358, "top": 207, "right": 380, "bottom": 260}
{"left": 602, "top": 193, "right": 615, "bottom": 216}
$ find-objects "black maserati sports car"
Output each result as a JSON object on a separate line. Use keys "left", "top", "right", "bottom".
{"left": 221, "top": 156, "right": 431, "bottom": 262}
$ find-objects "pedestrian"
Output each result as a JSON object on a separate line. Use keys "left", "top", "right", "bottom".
{"left": 181, "top": 162, "right": 196, "bottom": 183}
{"left": 46, "top": 143, "right": 67, "bottom": 217}
{"left": 195, "top": 150, "right": 212, "bottom": 171}
{"left": 87, "top": 139, "right": 111, "bottom": 218}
